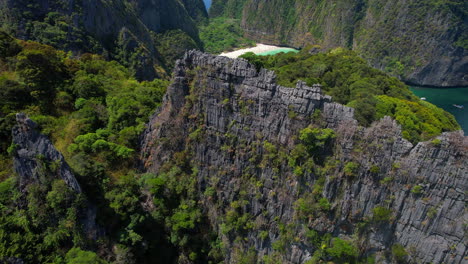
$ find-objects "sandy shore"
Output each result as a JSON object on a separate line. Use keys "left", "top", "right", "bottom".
{"left": 219, "top": 44, "right": 285, "bottom": 58}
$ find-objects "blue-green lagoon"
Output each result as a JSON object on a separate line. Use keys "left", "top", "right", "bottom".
{"left": 410, "top": 86, "right": 468, "bottom": 135}
{"left": 257, "top": 48, "right": 299, "bottom": 56}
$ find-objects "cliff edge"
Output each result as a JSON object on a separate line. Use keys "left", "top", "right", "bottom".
{"left": 141, "top": 51, "right": 467, "bottom": 263}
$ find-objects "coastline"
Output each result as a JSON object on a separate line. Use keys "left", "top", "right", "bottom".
{"left": 219, "top": 43, "right": 294, "bottom": 58}
{"left": 410, "top": 86, "right": 467, "bottom": 135}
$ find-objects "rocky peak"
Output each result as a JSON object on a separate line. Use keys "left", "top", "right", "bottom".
{"left": 12, "top": 113, "right": 81, "bottom": 193}
{"left": 140, "top": 51, "right": 467, "bottom": 263}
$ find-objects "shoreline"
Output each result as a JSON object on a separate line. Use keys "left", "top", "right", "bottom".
{"left": 406, "top": 83, "right": 468, "bottom": 89}
{"left": 219, "top": 43, "right": 293, "bottom": 58}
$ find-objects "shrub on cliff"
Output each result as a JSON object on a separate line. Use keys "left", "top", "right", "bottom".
{"left": 326, "top": 238, "right": 359, "bottom": 261}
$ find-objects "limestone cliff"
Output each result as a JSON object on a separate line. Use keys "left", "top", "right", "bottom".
{"left": 0, "top": 0, "right": 207, "bottom": 80}
{"left": 211, "top": 0, "right": 468, "bottom": 87}
{"left": 12, "top": 113, "right": 81, "bottom": 193}
{"left": 141, "top": 51, "right": 467, "bottom": 263}
{"left": 11, "top": 113, "right": 100, "bottom": 241}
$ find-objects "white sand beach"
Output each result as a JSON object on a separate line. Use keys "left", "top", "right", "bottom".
{"left": 219, "top": 44, "right": 286, "bottom": 58}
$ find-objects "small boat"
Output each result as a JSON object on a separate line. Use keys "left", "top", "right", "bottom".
{"left": 453, "top": 104, "right": 464, "bottom": 109}
{"left": 420, "top": 97, "right": 426, "bottom": 100}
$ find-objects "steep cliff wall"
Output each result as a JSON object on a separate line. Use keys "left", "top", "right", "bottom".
{"left": 0, "top": 0, "right": 207, "bottom": 80}
{"left": 12, "top": 113, "right": 81, "bottom": 193}
{"left": 11, "top": 113, "right": 100, "bottom": 240}
{"left": 210, "top": 0, "right": 468, "bottom": 87}
{"left": 141, "top": 51, "right": 467, "bottom": 263}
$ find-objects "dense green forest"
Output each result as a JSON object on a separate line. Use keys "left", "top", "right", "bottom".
{"left": 0, "top": 0, "right": 209, "bottom": 80}
{"left": 0, "top": 0, "right": 465, "bottom": 262}
{"left": 199, "top": 17, "right": 254, "bottom": 54}
{"left": 0, "top": 22, "right": 462, "bottom": 262}
{"left": 0, "top": 31, "right": 222, "bottom": 263}
{"left": 240, "top": 48, "right": 460, "bottom": 143}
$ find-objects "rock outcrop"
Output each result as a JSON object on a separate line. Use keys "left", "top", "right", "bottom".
{"left": 210, "top": 0, "right": 468, "bottom": 87}
{"left": 12, "top": 113, "right": 81, "bottom": 192}
{"left": 141, "top": 51, "right": 467, "bottom": 263}
{"left": 11, "top": 113, "right": 102, "bottom": 241}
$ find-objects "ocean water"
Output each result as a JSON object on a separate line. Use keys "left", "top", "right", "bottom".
{"left": 203, "top": 0, "right": 211, "bottom": 10}
{"left": 410, "top": 86, "right": 468, "bottom": 135}
{"left": 257, "top": 48, "right": 299, "bottom": 56}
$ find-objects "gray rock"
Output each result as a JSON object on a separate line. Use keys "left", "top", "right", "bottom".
{"left": 12, "top": 113, "right": 81, "bottom": 193}
{"left": 141, "top": 51, "right": 467, "bottom": 263}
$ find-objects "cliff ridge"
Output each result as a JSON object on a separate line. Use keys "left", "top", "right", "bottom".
{"left": 141, "top": 51, "right": 467, "bottom": 263}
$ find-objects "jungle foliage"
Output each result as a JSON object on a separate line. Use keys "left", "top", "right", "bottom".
{"left": 199, "top": 17, "right": 254, "bottom": 54}
{"left": 0, "top": 31, "right": 182, "bottom": 263}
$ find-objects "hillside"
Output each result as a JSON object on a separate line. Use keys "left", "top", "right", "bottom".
{"left": 210, "top": 0, "right": 468, "bottom": 87}
{"left": 140, "top": 50, "right": 467, "bottom": 263}
{"left": 0, "top": 33, "right": 174, "bottom": 263}
{"left": 0, "top": 26, "right": 466, "bottom": 264}
{"left": 0, "top": 0, "right": 208, "bottom": 80}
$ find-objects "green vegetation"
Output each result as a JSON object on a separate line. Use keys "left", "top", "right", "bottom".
{"left": 0, "top": 0, "right": 206, "bottom": 80}
{"left": 154, "top": 29, "right": 199, "bottom": 69}
{"left": 290, "top": 126, "right": 336, "bottom": 167}
{"left": 239, "top": 48, "right": 460, "bottom": 143}
{"left": 302, "top": 233, "right": 360, "bottom": 263}
{"left": 372, "top": 206, "right": 392, "bottom": 222}
{"left": 426, "top": 207, "right": 438, "bottom": 219}
{"left": 391, "top": 244, "right": 408, "bottom": 263}
{"left": 212, "top": 0, "right": 467, "bottom": 86}
{"left": 326, "top": 238, "right": 359, "bottom": 261}
{"left": 299, "top": 127, "right": 336, "bottom": 155}
{"left": 431, "top": 138, "right": 442, "bottom": 146}
{"left": 199, "top": 17, "right": 255, "bottom": 54}
{"left": 370, "top": 165, "right": 380, "bottom": 174}
{"left": 374, "top": 95, "right": 459, "bottom": 143}
{"left": 0, "top": 5, "right": 102, "bottom": 54}
{"left": 65, "top": 248, "right": 108, "bottom": 264}
{"left": 344, "top": 162, "right": 360, "bottom": 177}
{"left": 380, "top": 176, "right": 394, "bottom": 185}
{"left": 411, "top": 185, "right": 423, "bottom": 195}
{"left": 0, "top": 32, "right": 188, "bottom": 262}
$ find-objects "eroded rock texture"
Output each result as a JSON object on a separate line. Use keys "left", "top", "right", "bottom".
{"left": 141, "top": 51, "right": 467, "bottom": 263}
{"left": 12, "top": 113, "right": 81, "bottom": 192}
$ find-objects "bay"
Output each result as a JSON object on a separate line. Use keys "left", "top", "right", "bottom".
{"left": 257, "top": 48, "right": 299, "bottom": 56}
{"left": 410, "top": 86, "right": 468, "bottom": 135}
{"left": 203, "top": 0, "right": 211, "bottom": 10}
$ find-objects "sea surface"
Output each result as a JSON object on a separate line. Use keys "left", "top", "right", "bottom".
{"left": 257, "top": 48, "right": 299, "bottom": 56}
{"left": 410, "top": 86, "right": 468, "bottom": 135}
{"left": 203, "top": 0, "right": 211, "bottom": 10}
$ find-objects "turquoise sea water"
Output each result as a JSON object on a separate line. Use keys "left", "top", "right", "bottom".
{"left": 410, "top": 86, "right": 468, "bottom": 135}
{"left": 257, "top": 48, "right": 299, "bottom": 56}
{"left": 203, "top": 0, "right": 211, "bottom": 9}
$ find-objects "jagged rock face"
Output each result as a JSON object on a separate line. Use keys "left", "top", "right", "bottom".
{"left": 141, "top": 51, "right": 467, "bottom": 263}
{"left": 331, "top": 118, "right": 467, "bottom": 263}
{"left": 11, "top": 113, "right": 102, "bottom": 241}
{"left": 0, "top": 0, "right": 207, "bottom": 80}
{"left": 211, "top": 0, "right": 467, "bottom": 87}
{"left": 12, "top": 113, "right": 81, "bottom": 193}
